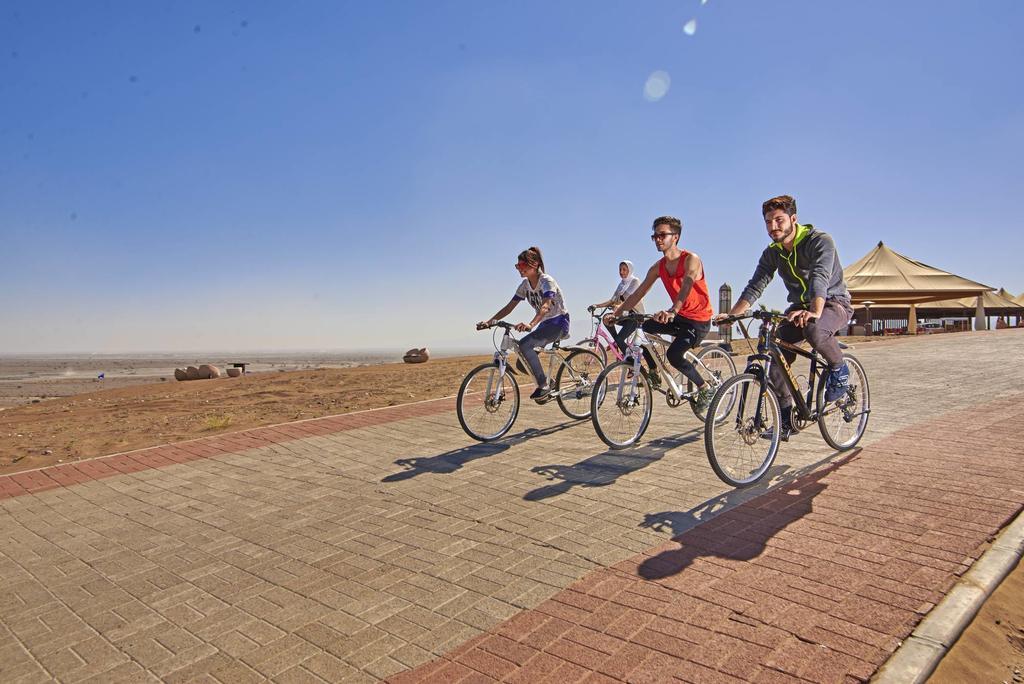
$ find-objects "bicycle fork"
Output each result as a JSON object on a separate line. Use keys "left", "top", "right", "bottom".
{"left": 488, "top": 352, "right": 508, "bottom": 406}
{"left": 735, "top": 365, "right": 771, "bottom": 436}
{"left": 615, "top": 355, "right": 644, "bottom": 407}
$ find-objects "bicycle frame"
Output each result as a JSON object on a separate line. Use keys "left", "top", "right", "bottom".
{"left": 490, "top": 325, "right": 572, "bottom": 394}
{"left": 739, "top": 315, "right": 825, "bottom": 423}
{"left": 760, "top": 335, "right": 822, "bottom": 422}
{"left": 616, "top": 316, "right": 717, "bottom": 403}
{"left": 580, "top": 309, "right": 626, "bottom": 363}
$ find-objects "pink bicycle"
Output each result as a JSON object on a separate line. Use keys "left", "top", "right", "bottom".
{"left": 575, "top": 306, "right": 627, "bottom": 366}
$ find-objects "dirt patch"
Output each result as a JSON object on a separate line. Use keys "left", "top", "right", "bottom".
{"left": 929, "top": 557, "right": 1024, "bottom": 682}
{"left": 0, "top": 356, "right": 489, "bottom": 474}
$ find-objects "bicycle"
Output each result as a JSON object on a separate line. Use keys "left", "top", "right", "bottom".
{"left": 573, "top": 306, "right": 626, "bottom": 367}
{"left": 589, "top": 313, "right": 737, "bottom": 449}
{"left": 704, "top": 309, "right": 871, "bottom": 487}
{"left": 456, "top": 321, "right": 605, "bottom": 441}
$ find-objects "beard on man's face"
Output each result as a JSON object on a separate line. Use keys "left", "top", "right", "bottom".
{"left": 770, "top": 223, "right": 793, "bottom": 243}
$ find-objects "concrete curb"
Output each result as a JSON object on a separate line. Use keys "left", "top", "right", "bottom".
{"left": 873, "top": 507, "right": 1024, "bottom": 683}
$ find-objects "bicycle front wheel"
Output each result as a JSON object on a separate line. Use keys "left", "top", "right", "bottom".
{"left": 554, "top": 349, "right": 605, "bottom": 420}
{"left": 590, "top": 361, "right": 653, "bottom": 449}
{"left": 704, "top": 373, "right": 780, "bottom": 487}
{"left": 688, "top": 345, "right": 738, "bottom": 422}
{"left": 457, "top": 363, "right": 520, "bottom": 441}
{"left": 817, "top": 353, "right": 870, "bottom": 451}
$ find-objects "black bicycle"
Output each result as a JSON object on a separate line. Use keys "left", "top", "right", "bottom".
{"left": 704, "top": 310, "right": 871, "bottom": 487}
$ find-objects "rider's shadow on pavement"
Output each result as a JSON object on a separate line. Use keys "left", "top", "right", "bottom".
{"left": 636, "top": 449, "right": 861, "bottom": 580}
{"left": 523, "top": 432, "right": 701, "bottom": 502}
{"left": 381, "top": 421, "right": 577, "bottom": 483}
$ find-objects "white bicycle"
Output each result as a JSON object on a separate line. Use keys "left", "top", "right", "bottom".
{"left": 590, "top": 314, "right": 737, "bottom": 449}
{"left": 457, "top": 322, "right": 605, "bottom": 441}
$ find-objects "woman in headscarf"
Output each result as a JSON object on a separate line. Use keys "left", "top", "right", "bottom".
{"left": 590, "top": 260, "right": 645, "bottom": 356}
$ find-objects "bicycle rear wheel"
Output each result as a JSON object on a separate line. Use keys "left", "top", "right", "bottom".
{"left": 457, "top": 363, "right": 520, "bottom": 441}
{"left": 554, "top": 349, "right": 604, "bottom": 420}
{"left": 687, "top": 345, "right": 738, "bottom": 422}
{"left": 574, "top": 338, "right": 609, "bottom": 367}
{"left": 590, "top": 361, "right": 652, "bottom": 449}
{"left": 817, "top": 353, "right": 870, "bottom": 451}
{"left": 704, "top": 373, "right": 780, "bottom": 487}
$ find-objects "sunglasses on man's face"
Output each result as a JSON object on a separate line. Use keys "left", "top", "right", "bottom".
{"left": 651, "top": 232, "right": 676, "bottom": 241}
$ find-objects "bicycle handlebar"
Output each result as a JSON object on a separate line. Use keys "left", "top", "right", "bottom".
{"left": 716, "top": 310, "right": 787, "bottom": 325}
{"left": 476, "top": 321, "right": 515, "bottom": 331}
{"left": 607, "top": 312, "right": 656, "bottom": 324}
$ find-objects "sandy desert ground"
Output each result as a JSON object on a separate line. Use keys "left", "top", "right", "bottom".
{"left": 0, "top": 354, "right": 488, "bottom": 474}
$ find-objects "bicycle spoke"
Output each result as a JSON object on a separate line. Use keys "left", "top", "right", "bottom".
{"left": 458, "top": 365, "right": 519, "bottom": 441}
{"left": 592, "top": 362, "right": 651, "bottom": 449}
{"left": 817, "top": 354, "right": 870, "bottom": 451}
{"left": 555, "top": 350, "right": 604, "bottom": 420}
{"left": 705, "top": 374, "right": 779, "bottom": 487}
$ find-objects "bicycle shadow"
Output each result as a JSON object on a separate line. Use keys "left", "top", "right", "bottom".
{"left": 381, "top": 421, "right": 578, "bottom": 482}
{"left": 636, "top": 449, "right": 861, "bottom": 580}
{"left": 523, "top": 431, "right": 702, "bottom": 502}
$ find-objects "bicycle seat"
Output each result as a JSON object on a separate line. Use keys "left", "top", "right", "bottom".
{"left": 541, "top": 330, "right": 571, "bottom": 351}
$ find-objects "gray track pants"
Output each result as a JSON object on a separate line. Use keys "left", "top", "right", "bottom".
{"left": 771, "top": 299, "right": 853, "bottom": 408}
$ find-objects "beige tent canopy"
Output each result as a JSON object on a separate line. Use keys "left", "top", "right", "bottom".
{"left": 1013, "top": 292, "right": 1024, "bottom": 307}
{"left": 844, "top": 241, "right": 993, "bottom": 305}
{"left": 844, "top": 242, "right": 993, "bottom": 333}
{"left": 987, "top": 290, "right": 1024, "bottom": 315}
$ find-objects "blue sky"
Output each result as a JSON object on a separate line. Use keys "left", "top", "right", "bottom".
{"left": 2, "top": 1, "right": 1022, "bottom": 353}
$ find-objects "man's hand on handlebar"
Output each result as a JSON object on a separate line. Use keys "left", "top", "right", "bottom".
{"left": 476, "top": 319, "right": 497, "bottom": 330}
{"left": 514, "top": 322, "right": 533, "bottom": 333}
{"left": 653, "top": 309, "right": 674, "bottom": 324}
{"left": 786, "top": 309, "right": 818, "bottom": 328}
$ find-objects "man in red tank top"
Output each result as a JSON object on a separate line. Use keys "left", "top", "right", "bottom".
{"left": 607, "top": 216, "right": 715, "bottom": 409}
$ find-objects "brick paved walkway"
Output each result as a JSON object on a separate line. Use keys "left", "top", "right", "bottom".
{"left": 1, "top": 330, "right": 1022, "bottom": 682}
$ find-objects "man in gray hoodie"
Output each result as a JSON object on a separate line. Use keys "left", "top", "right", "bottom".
{"left": 715, "top": 195, "right": 853, "bottom": 440}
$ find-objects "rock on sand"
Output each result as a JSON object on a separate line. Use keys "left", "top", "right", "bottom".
{"left": 403, "top": 347, "right": 430, "bottom": 364}
{"left": 198, "top": 364, "right": 221, "bottom": 379}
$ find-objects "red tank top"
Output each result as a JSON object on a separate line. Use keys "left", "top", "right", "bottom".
{"left": 659, "top": 251, "right": 713, "bottom": 322}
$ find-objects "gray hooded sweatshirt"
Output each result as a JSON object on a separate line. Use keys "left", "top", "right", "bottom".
{"left": 739, "top": 223, "right": 850, "bottom": 311}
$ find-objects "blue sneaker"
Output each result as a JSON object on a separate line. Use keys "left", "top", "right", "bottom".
{"left": 823, "top": 363, "right": 850, "bottom": 403}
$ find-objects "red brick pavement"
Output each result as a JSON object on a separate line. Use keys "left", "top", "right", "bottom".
{"left": 0, "top": 397, "right": 455, "bottom": 500}
{"left": 389, "top": 395, "right": 1024, "bottom": 683}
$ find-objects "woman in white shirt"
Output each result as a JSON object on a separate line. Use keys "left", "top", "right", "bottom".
{"left": 478, "top": 246, "right": 570, "bottom": 402}
{"left": 590, "top": 260, "right": 644, "bottom": 356}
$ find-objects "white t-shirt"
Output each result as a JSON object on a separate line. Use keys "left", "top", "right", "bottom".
{"left": 612, "top": 275, "right": 644, "bottom": 313}
{"left": 514, "top": 274, "right": 567, "bottom": 323}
